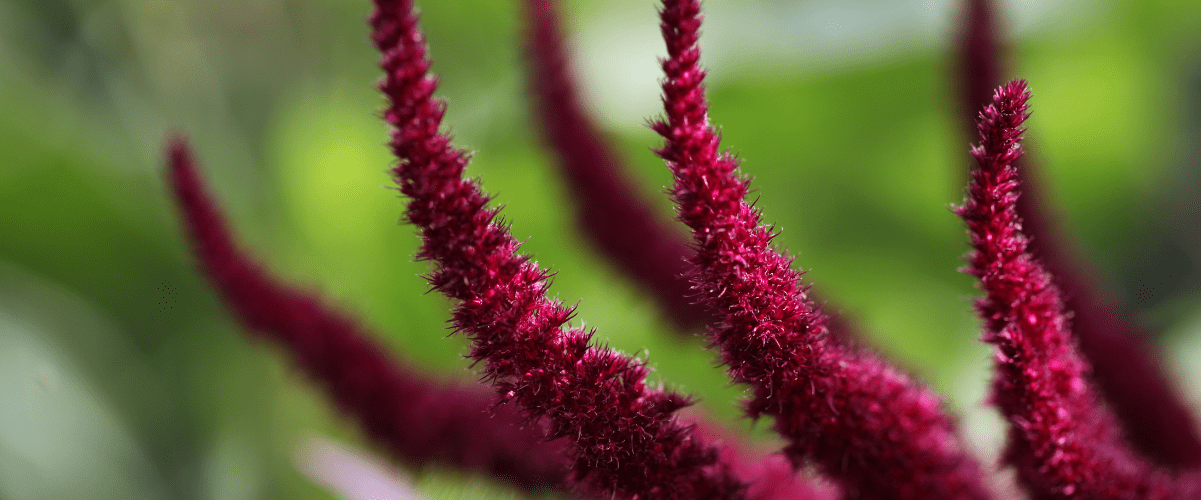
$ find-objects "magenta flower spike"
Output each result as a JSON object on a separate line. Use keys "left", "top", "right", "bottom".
{"left": 370, "top": 0, "right": 747, "bottom": 497}
{"left": 522, "top": 0, "right": 862, "bottom": 344}
{"left": 166, "top": 138, "right": 571, "bottom": 493}
{"left": 957, "top": 80, "right": 1182, "bottom": 498}
{"left": 162, "top": 0, "right": 1201, "bottom": 497}
{"left": 523, "top": 0, "right": 709, "bottom": 332}
{"left": 957, "top": 0, "right": 1201, "bottom": 468}
{"left": 649, "top": 0, "right": 991, "bottom": 497}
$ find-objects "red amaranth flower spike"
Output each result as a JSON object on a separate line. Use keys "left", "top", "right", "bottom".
{"left": 166, "top": 138, "right": 570, "bottom": 493}
{"left": 370, "top": 0, "right": 747, "bottom": 498}
{"left": 650, "top": 0, "right": 991, "bottom": 497}
{"left": 957, "top": 0, "right": 1201, "bottom": 468}
{"left": 956, "top": 80, "right": 1178, "bottom": 498}
{"left": 522, "top": 0, "right": 861, "bottom": 344}
{"left": 523, "top": 0, "right": 708, "bottom": 332}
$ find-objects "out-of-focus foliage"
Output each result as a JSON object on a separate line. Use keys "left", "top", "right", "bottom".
{"left": 2, "top": 0, "right": 1201, "bottom": 499}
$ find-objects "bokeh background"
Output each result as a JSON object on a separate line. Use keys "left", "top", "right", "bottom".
{"left": 3, "top": 0, "right": 1201, "bottom": 498}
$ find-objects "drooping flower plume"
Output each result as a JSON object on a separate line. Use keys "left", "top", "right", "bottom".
{"left": 953, "top": 79, "right": 1201, "bottom": 498}
{"left": 956, "top": 0, "right": 1201, "bottom": 468}
{"left": 161, "top": 0, "right": 1201, "bottom": 498}
{"left": 523, "top": 0, "right": 860, "bottom": 342}
{"left": 168, "top": 138, "right": 571, "bottom": 493}
{"left": 649, "top": 0, "right": 992, "bottom": 497}
{"left": 370, "top": 0, "right": 747, "bottom": 497}
{"left": 522, "top": 0, "right": 707, "bottom": 332}
{"left": 170, "top": 39, "right": 828, "bottom": 500}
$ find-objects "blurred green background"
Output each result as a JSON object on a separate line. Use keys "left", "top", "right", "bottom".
{"left": 3, "top": 0, "right": 1201, "bottom": 498}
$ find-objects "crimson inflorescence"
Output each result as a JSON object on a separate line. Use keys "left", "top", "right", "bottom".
{"left": 167, "top": 0, "right": 1201, "bottom": 498}
{"left": 168, "top": 138, "right": 571, "bottom": 493}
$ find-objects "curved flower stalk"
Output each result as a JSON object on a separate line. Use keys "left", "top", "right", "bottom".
{"left": 161, "top": 0, "right": 1201, "bottom": 497}
{"left": 956, "top": 80, "right": 1181, "bottom": 498}
{"left": 170, "top": 130, "right": 825, "bottom": 500}
{"left": 649, "top": 0, "right": 991, "bottom": 497}
{"left": 167, "top": 139, "right": 570, "bottom": 493}
{"left": 370, "top": 0, "right": 746, "bottom": 498}
{"left": 957, "top": 0, "right": 1201, "bottom": 468}
{"left": 522, "top": 0, "right": 862, "bottom": 344}
{"left": 523, "top": 0, "right": 708, "bottom": 332}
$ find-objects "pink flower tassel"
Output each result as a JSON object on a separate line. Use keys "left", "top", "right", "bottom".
{"left": 956, "top": 0, "right": 1201, "bottom": 467}
{"left": 370, "top": 0, "right": 746, "bottom": 497}
{"left": 523, "top": 0, "right": 709, "bottom": 332}
{"left": 650, "top": 0, "right": 991, "bottom": 497}
{"left": 167, "top": 138, "right": 570, "bottom": 493}
{"left": 522, "top": 0, "right": 862, "bottom": 344}
{"left": 957, "top": 80, "right": 1177, "bottom": 498}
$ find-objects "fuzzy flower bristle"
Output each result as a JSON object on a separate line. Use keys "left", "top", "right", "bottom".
{"left": 523, "top": 0, "right": 709, "bottom": 332}
{"left": 160, "top": 0, "right": 1201, "bottom": 497}
{"left": 956, "top": 0, "right": 1201, "bottom": 468}
{"left": 650, "top": 0, "right": 992, "bottom": 497}
{"left": 370, "top": 0, "right": 747, "bottom": 498}
{"left": 166, "top": 138, "right": 570, "bottom": 492}
{"left": 522, "top": 0, "right": 861, "bottom": 343}
{"left": 956, "top": 80, "right": 1188, "bottom": 498}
